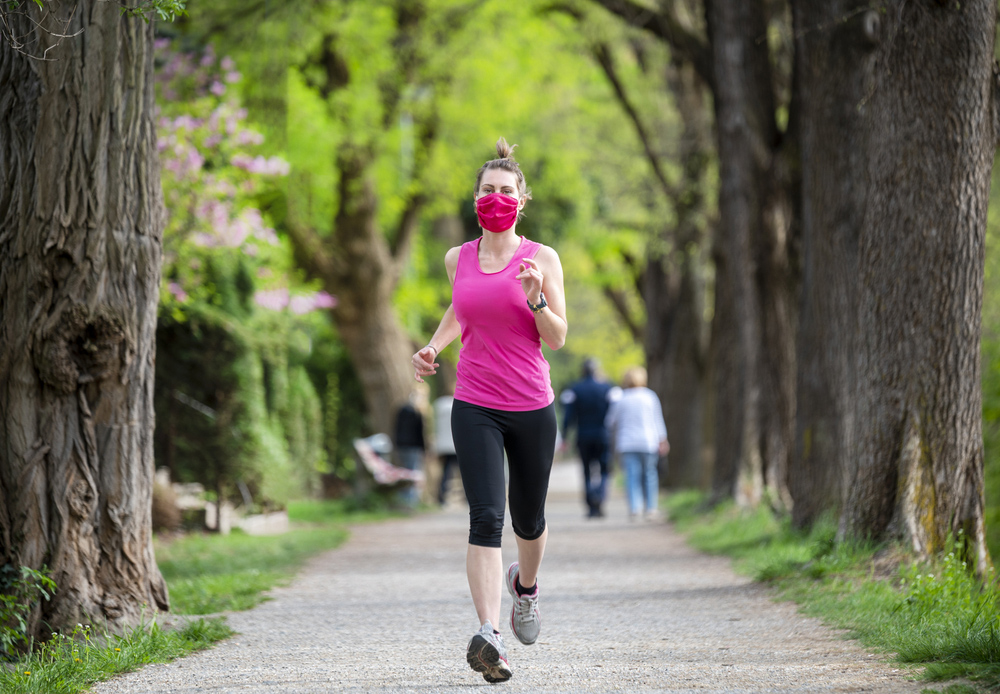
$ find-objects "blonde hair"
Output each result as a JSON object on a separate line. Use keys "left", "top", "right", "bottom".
{"left": 621, "top": 366, "right": 647, "bottom": 389}
{"left": 474, "top": 137, "right": 532, "bottom": 220}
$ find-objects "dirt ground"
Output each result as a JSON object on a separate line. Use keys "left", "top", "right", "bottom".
{"left": 89, "top": 460, "right": 931, "bottom": 693}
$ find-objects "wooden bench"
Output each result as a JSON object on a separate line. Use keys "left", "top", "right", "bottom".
{"left": 352, "top": 435, "right": 424, "bottom": 495}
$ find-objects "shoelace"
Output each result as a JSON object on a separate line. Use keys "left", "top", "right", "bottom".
{"left": 513, "top": 591, "right": 538, "bottom": 625}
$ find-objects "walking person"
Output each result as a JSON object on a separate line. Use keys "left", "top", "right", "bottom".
{"left": 411, "top": 137, "right": 567, "bottom": 683}
{"left": 393, "top": 387, "right": 427, "bottom": 508}
{"left": 605, "top": 366, "right": 669, "bottom": 521}
{"left": 560, "top": 358, "right": 621, "bottom": 518}
{"left": 432, "top": 384, "right": 462, "bottom": 506}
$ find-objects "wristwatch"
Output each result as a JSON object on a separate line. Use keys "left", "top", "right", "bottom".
{"left": 527, "top": 292, "right": 547, "bottom": 314}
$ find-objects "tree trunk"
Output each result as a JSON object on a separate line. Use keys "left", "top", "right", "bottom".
{"left": 706, "top": 0, "right": 774, "bottom": 505}
{"left": 288, "top": 153, "right": 417, "bottom": 438}
{"left": 842, "top": 0, "right": 995, "bottom": 568}
{"left": 787, "top": 0, "right": 873, "bottom": 529}
{"left": 0, "top": 1, "right": 169, "bottom": 637}
{"left": 656, "top": 61, "right": 712, "bottom": 490}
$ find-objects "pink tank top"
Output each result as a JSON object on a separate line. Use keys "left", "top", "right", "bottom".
{"left": 452, "top": 236, "right": 554, "bottom": 411}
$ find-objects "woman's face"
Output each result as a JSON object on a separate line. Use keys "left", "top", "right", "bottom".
{"left": 477, "top": 168, "right": 520, "bottom": 201}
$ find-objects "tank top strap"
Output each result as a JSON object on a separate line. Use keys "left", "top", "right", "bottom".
{"left": 520, "top": 238, "right": 542, "bottom": 259}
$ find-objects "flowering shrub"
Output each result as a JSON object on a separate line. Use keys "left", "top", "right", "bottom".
{"left": 153, "top": 41, "right": 332, "bottom": 505}
{"left": 155, "top": 39, "right": 331, "bottom": 320}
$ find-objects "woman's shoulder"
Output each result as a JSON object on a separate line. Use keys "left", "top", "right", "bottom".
{"left": 529, "top": 241, "right": 560, "bottom": 261}
{"left": 445, "top": 243, "right": 468, "bottom": 265}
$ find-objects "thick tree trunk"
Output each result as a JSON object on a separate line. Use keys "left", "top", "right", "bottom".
{"left": 288, "top": 155, "right": 416, "bottom": 438}
{"left": 656, "top": 61, "right": 712, "bottom": 490}
{"left": 706, "top": 0, "right": 774, "bottom": 505}
{"left": 788, "top": 0, "right": 873, "bottom": 529}
{"left": 0, "top": 1, "right": 169, "bottom": 637}
{"left": 842, "top": 0, "right": 995, "bottom": 568}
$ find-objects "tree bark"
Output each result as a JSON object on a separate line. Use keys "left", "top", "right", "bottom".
{"left": 287, "top": 152, "right": 418, "bottom": 438}
{"left": 0, "top": 1, "right": 169, "bottom": 637}
{"left": 787, "top": 0, "right": 873, "bottom": 528}
{"left": 705, "top": 0, "right": 773, "bottom": 505}
{"left": 656, "top": 61, "right": 712, "bottom": 490}
{"left": 285, "top": 5, "right": 441, "bottom": 438}
{"left": 842, "top": 0, "right": 995, "bottom": 568}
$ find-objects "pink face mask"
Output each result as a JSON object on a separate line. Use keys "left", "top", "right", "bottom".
{"left": 476, "top": 193, "right": 520, "bottom": 233}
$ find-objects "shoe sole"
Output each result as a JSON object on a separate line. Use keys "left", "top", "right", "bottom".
{"left": 505, "top": 563, "right": 539, "bottom": 646}
{"left": 467, "top": 634, "right": 512, "bottom": 683}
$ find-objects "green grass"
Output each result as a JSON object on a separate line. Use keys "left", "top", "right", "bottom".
{"left": 156, "top": 498, "right": 395, "bottom": 614}
{"left": 0, "top": 617, "right": 232, "bottom": 694}
{"left": 665, "top": 491, "right": 1000, "bottom": 693}
{"left": 1, "top": 496, "right": 397, "bottom": 694}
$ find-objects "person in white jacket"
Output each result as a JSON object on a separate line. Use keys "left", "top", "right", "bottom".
{"left": 605, "top": 366, "right": 669, "bottom": 520}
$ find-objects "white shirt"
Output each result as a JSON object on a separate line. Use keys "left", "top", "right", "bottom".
{"left": 433, "top": 396, "right": 456, "bottom": 455}
{"left": 605, "top": 387, "right": 667, "bottom": 454}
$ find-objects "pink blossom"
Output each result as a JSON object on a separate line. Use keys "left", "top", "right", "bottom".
{"left": 155, "top": 38, "right": 170, "bottom": 51}
{"left": 313, "top": 291, "right": 337, "bottom": 309}
{"left": 220, "top": 218, "right": 251, "bottom": 247}
{"left": 231, "top": 154, "right": 289, "bottom": 176}
{"left": 221, "top": 56, "right": 235, "bottom": 71}
{"left": 258, "top": 227, "right": 280, "bottom": 245}
{"left": 184, "top": 148, "right": 204, "bottom": 175}
{"left": 168, "top": 282, "right": 188, "bottom": 301}
{"left": 210, "top": 81, "right": 226, "bottom": 97}
{"left": 254, "top": 288, "right": 290, "bottom": 311}
{"left": 204, "top": 134, "right": 222, "bottom": 148}
{"left": 225, "top": 71, "right": 242, "bottom": 84}
{"left": 289, "top": 295, "right": 314, "bottom": 314}
{"left": 289, "top": 291, "right": 339, "bottom": 314}
{"left": 173, "top": 115, "right": 199, "bottom": 130}
{"left": 236, "top": 129, "right": 264, "bottom": 146}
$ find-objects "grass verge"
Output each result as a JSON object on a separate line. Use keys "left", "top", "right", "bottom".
{"left": 0, "top": 617, "right": 232, "bottom": 694}
{"left": 665, "top": 491, "right": 1000, "bottom": 693}
{"left": 156, "top": 498, "right": 395, "bottom": 614}
{"left": 2, "top": 496, "right": 397, "bottom": 694}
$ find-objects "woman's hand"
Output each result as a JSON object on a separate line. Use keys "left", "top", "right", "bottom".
{"left": 516, "top": 257, "right": 544, "bottom": 304}
{"left": 412, "top": 346, "right": 439, "bottom": 383}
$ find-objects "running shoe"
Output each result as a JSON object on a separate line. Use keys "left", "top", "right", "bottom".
{"left": 466, "top": 620, "right": 512, "bottom": 683}
{"left": 505, "top": 562, "right": 541, "bottom": 645}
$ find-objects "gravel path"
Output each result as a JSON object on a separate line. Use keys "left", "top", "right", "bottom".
{"left": 91, "top": 460, "right": 927, "bottom": 693}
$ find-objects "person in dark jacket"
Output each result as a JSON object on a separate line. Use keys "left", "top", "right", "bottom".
{"left": 394, "top": 388, "right": 427, "bottom": 507}
{"left": 560, "top": 358, "right": 621, "bottom": 518}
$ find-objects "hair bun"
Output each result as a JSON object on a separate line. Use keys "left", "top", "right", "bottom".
{"left": 496, "top": 136, "right": 518, "bottom": 160}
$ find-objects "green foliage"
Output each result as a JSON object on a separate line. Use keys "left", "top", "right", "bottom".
{"left": 982, "top": 164, "right": 1000, "bottom": 562}
{"left": 666, "top": 493, "right": 1000, "bottom": 690}
{"left": 120, "top": 0, "right": 186, "bottom": 22}
{"left": 0, "top": 618, "right": 230, "bottom": 694}
{"left": 153, "top": 40, "right": 337, "bottom": 504}
{"left": 0, "top": 565, "right": 55, "bottom": 660}
{"left": 183, "top": 0, "right": 654, "bottom": 404}
{"left": 155, "top": 526, "right": 349, "bottom": 614}
{"left": 155, "top": 500, "right": 397, "bottom": 614}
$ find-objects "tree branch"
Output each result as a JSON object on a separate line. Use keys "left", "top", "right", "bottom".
{"left": 591, "top": 41, "right": 677, "bottom": 202}
{"left": 588, "top": 0, "right": 714, "bottom": 88}
{"left": 602, "top": 285, "right": 644, "bottom": 342}
{"left": 284, "top": 219, "right": 341, "bottom": 285}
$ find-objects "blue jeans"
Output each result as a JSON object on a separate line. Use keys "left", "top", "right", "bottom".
{"left": 622, "top": 451, "right": 659, "bottom": 515}
{"left": 396, "top": 447, "right": 424, "bottom": 506}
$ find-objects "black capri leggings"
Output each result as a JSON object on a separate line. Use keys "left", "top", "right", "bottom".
{"left": 452, "top": 399, "right": 557, "bottom": 548}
